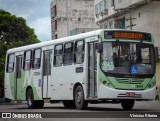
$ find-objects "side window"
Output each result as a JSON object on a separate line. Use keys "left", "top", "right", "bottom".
{"left": 54, "top": 44, "right": 63, "bottom": 66}
{"left": 33, "top": 49, "right": 41, "bottom": 69}
{"left": 63, "top": 42, "right": 73, "bottom": 65}
{"left": 23, "top": 50, "right": 32, "bottom": 70}
{"left": 74, "top": 40, "right": 85, "bottom": 64}
{"left": 6, "top": 54, "right": 15, "bottom": 73}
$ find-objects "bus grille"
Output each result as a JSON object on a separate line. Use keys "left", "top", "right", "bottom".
{"left": 116, "top": 78, "right": 144, "bottom": 84}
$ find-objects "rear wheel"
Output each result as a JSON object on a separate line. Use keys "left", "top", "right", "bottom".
{"left": 74, "top": 85, "right": 88, "bottom": 110}
{"left": 121, "top": 99, "right": 135, "bottom": 110}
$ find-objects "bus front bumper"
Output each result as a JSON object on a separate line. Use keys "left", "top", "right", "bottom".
{"left": 98, "top": 84, "right": 156, "bottom": 100}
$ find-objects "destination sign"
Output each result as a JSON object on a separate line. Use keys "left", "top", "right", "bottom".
{"left": 104, "top": 31, "right": 151, "bottom": 41}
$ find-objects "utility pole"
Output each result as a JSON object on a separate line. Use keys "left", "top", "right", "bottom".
{"left": 126, "top": 14, "right": 136, "bottom": 30}
{"left": 114, "top": 7, "right": 136, "bottom": 30}
{"left": 114, "top": 0, "right": 149, "bottom": 30}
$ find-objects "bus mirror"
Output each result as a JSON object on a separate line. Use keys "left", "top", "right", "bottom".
{"left": 97, "top": 42, "right": 102, "bottom": 53}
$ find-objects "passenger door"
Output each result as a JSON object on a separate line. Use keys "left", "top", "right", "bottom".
{"left": 15, "top": 56, "right": 23, "bottom": 100}
{"left": 88, "top": 42, "right": 97, "bottom": 98}
{"left": 42, "top": 50, "right": 52, "bottom": 98}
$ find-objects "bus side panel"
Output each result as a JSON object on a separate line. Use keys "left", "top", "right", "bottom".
{"left": 51, "top": 64, "right": 86, "bottom": 100}
{"left": 5, "top": 72, "right": 15, "bottom": 100}
{"left": 50, "top": 39, "right": 95, "bottom": 101}
{"left": 20, "top": 69, "right": 42, "bottom": 101}
{"left": 32, "top": 69, "right": 43, "bottom": 100}
{"left": 51, "top": 65, "right": 74, "bottom": 100}
{"left": 20, "top": 71, "right": 28, "bottom": 100}
{"left": 20, "top": 70, "right": 31, "bottom": 100}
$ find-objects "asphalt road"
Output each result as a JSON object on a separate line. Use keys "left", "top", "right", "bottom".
{"left": 0, "top": 101, "right": 160, "bottom": 121}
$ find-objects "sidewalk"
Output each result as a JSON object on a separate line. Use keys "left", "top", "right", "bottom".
{"left": 151, "top": 100, "right": 160, "bottom": 103}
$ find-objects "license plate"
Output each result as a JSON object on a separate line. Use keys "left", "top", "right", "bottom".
{"left": 126, "top": 92, "right": 135, "bottom": 97}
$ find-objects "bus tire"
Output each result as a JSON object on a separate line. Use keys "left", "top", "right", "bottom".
{"left": 121, "top": 99, "right": 135, "bottom": 110}
{"left": 27, "top": 88, "right": 36, "bottom": 109}
{"left": 63, "top": 100, "right": 75, "bottom": 109}
{"left": 74, "top": 85, "right": 88, "bottom": 110}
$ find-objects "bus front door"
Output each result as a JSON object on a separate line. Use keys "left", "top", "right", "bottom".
{"left": 15, "top": 56, "right": 23, "bottom": 100}
{"left": 42, "top": 50, "right": 52, "bottom": 98}
{"left": 88, "top": 42, "right": 97, "bottom": 98}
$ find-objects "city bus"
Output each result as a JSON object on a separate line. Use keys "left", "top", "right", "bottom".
{"left": 4, "top": 29, "right": 156, "bottom": 110}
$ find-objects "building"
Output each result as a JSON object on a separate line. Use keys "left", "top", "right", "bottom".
{"left": 50, "top": 0, "right": 98, "bottom": 39}
{"left": 94, "top": 0, "right": 160, "bottom": 87}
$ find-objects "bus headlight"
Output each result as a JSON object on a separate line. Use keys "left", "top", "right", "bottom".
{"left": 103, "top": 81, "right": 107, "bottom": 85}
{"left": 103, "top": 79, "right": 113, "bottom": 88}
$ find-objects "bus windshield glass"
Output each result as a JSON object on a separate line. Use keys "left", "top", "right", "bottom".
{"left": 101, "top": 42, "right": 155, "bottom": 76}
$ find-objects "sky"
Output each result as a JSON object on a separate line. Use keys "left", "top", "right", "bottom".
{"left": 0, "top": 0, "right": 51, "bottom": 41}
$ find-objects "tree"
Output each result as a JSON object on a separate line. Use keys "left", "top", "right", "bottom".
{"left": 0, "top": 9, "right": 40, "bottom": 98}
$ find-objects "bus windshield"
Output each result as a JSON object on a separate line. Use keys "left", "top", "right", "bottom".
{"left": 101, "top": 42, "right": 155, "bottom": 77}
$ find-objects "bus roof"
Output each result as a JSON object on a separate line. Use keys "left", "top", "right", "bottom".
{"left": 7, "top": 29, "right": 152, "bottom": 54}
{"left": 7, "top": 29, "right": 102, "bottom": 54}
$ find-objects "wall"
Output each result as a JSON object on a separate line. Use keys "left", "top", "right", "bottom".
{"left": 156, "top": 63, "right": 160, "bottom": 88}
{"left": 114, "top": 3, "right": 160, "bottom": 47}
{"left": 132, "top": 4, "right": 160, "bottom": 47}
{"left": 109, "top": 4, "right": 160, "bottom": 86}
{"left": 95, "top": 0, "right": 160, "bottom": 47}
{"left": 51, "top": 0, "right": 98, "bottom": 39}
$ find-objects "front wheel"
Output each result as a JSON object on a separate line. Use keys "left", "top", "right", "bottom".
{"left": 121, "top": 99, "right": 135, "bottom": 110}
{"left": 74, "top": 85, "right": 88, "bottom": 110}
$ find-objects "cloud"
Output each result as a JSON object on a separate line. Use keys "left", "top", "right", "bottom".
{"left": 0, "top": 0, "right": 51, "bottom": 41}
{"left": 29, "top": 17, "right": 51, "bottom": 41}
{"left": 0, "top": 0, "right": 36, "bottom": 18}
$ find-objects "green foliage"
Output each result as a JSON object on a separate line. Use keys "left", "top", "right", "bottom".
{"left": 0, "top": 9, "right": 40, "bottom": 84}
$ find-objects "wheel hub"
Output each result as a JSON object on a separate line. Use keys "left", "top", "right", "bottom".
{"left": 28, "top": 95, "right": 32, "bottom": 106}
{"left": 76, "top": 91, "right": 82, "bottom": 104}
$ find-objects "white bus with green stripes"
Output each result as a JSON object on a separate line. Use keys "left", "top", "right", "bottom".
{"left": 5, "top": 29, "right": 156, "bottom": 110}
